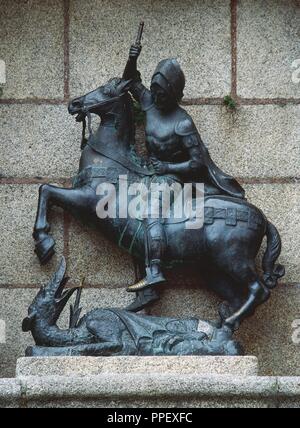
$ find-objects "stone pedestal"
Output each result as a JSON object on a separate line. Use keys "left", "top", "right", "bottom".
{"left": 0, "top": 356, "right": 297, "bottom": 408}
{"left": 16, "top": 356, "right": 259, "bottom": 377}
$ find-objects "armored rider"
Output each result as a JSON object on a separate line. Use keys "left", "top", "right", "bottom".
{"left": 123, "top": 44, "right": 245, "bottom": 294}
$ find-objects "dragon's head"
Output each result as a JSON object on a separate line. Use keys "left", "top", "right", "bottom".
{"left": 22, "top": 258, "right": 79, "bottom": 332}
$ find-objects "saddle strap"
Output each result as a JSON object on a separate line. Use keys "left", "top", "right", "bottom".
{"left": 88, "top": 137, "right": 155, "bottom": 177}
{"left": 204, "top": 207, "right": 264, "bottom": 231}
{"left": 73, "top": 166, "right": 123, "bottom": 188}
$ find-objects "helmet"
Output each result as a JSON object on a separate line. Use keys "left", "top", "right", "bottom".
{"left": 151, "top": 59, "right": 185, "bottom": 102}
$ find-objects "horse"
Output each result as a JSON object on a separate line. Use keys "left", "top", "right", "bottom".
{"left": 33, "top": 77, "right": 285, "bottom": 328}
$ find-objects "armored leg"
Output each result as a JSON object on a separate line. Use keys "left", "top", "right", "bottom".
{"left": 127, "top": 219, "right": 167, "bottom": 292}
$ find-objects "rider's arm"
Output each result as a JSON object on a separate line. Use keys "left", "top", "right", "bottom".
{"left": 167, "top": 118, "right": 205, "bottom": 175}
{"left": 123, "top": 45, "right": 141, "bottom": 81}
{"left": 167, "top": 140, "right": 204, "bottom": 175}
{"left": 123, "top": 45, "right": 151, "bottom": 107}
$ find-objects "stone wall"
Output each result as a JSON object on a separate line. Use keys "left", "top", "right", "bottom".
{"left": 0, "top": 0, "right": 299, "bottom": 378}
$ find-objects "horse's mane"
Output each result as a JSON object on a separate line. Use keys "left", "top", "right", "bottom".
{"left": 124, "top": 92, "right": 135, "bottom": 146}
{"left": 106, "top": 77, "right": 136, "bottom": 146}
{"left": 102, "top": 78, "right": 145, "bottom": 167}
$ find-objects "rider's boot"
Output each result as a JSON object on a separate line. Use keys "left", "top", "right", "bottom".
{"left": 127, "top": 219, "right": 167, "bottom": 292}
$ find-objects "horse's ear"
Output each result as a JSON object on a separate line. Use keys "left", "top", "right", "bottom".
{"left": 118, "top": 79, "right": 133, "bottom": 95}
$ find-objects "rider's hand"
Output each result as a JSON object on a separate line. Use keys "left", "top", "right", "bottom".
{"left": 129, "top": 45, "right": 142, "bottom": 59}
{"left": 151, "top": 159, "right": 170, "bottom": 175}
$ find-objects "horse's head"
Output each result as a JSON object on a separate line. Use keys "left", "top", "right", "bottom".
{"left": 68, "top": 78, "right": 133, "bottom": 122}
{"left": 69, "top": 78, "right": 134, "bottom": 147}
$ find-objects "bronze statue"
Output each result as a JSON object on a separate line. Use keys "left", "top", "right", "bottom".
{"left": 30, "top": 24, "right": 285, "bottom": 346}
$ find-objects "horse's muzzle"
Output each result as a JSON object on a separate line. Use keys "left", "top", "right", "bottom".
{"left": 68, "top": 98, "right": 83, "bottom": 116}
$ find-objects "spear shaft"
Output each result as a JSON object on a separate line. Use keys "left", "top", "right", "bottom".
{"left": 135, "top": 22, "right": 144, "bottom": 47}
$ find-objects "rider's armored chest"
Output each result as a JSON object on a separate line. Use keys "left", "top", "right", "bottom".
{"left": 145, "top": 106, "right": 186, "bottom": 162}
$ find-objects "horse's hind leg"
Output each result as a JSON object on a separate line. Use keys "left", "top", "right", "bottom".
{"left": 34, "top": 184, "right": 94, "bottom": 264}
{"left": 203, "top": 269, "right": 245, "bottom": 328}
{"left": 223, "top": 263, "right": 270, "bottom": 328}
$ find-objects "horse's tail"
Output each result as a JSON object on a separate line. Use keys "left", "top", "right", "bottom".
{"left": 262, "top": 221, "right": 285, "bottom": 289}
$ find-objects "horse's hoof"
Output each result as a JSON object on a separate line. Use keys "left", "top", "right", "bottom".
{"left": 35, "top": 236, "right": 56, "bottom": 265}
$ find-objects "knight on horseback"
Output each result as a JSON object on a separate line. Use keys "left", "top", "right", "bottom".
{"left": 123, "top": 44, "right": 245, "bottom": 293}
{"left": 31, "top": 24, "right": 284, "bottom": 328}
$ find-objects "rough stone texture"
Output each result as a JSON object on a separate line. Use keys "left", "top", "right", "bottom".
{"left": 187, "top": 105, "right": 300, "bottom": 179}
{"left": 0, "top": 379, "right": 21, "bottom": 408}
{"left": 69, "top": 0, "right": 231, "bottom": 99}
{"left": 237, "top": 0, "right": 300, "bottom": 98}
{"left": 0, "top": 105, "right": 80, "bottom": 178}
{"left": 67, "top": 219, "right": 136, "bottom": 287}
{"left": 278, "top": 399, "right": 300, "bottom": 409}
{"left": 150, "top": 283, "right": 220, "bottom": 320}
{"left": 278, "top": 377, "right": 300, "bottom": 397}
{"left": 16, "top": 356, "right": 259, "bottom": 377}
{"left": 1, "top": 372, "right": 300, "bottom": 408}
{"left": 16, "top": 373, "right": 282, "bottom": 408}
{"left": 26, "top": 398, "right": 271, "bottom": 408}
{"left": 0, "top": 185, "right": 64, "bottom": 286}
{"left": 20, "top": 374, "right": 278, "bottom": 398}
{"left": 277, "top": 377, "right": 300, "bottom": 408}
{"left": 0, "top": 0, "right": 64, "bottom": 99}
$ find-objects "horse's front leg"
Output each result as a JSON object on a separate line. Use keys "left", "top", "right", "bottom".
{"left": 33, "top": 184, "right": 95, "bottom": 264}
{"left": 33, "top": 184, "right": 57, "bottom": 264}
